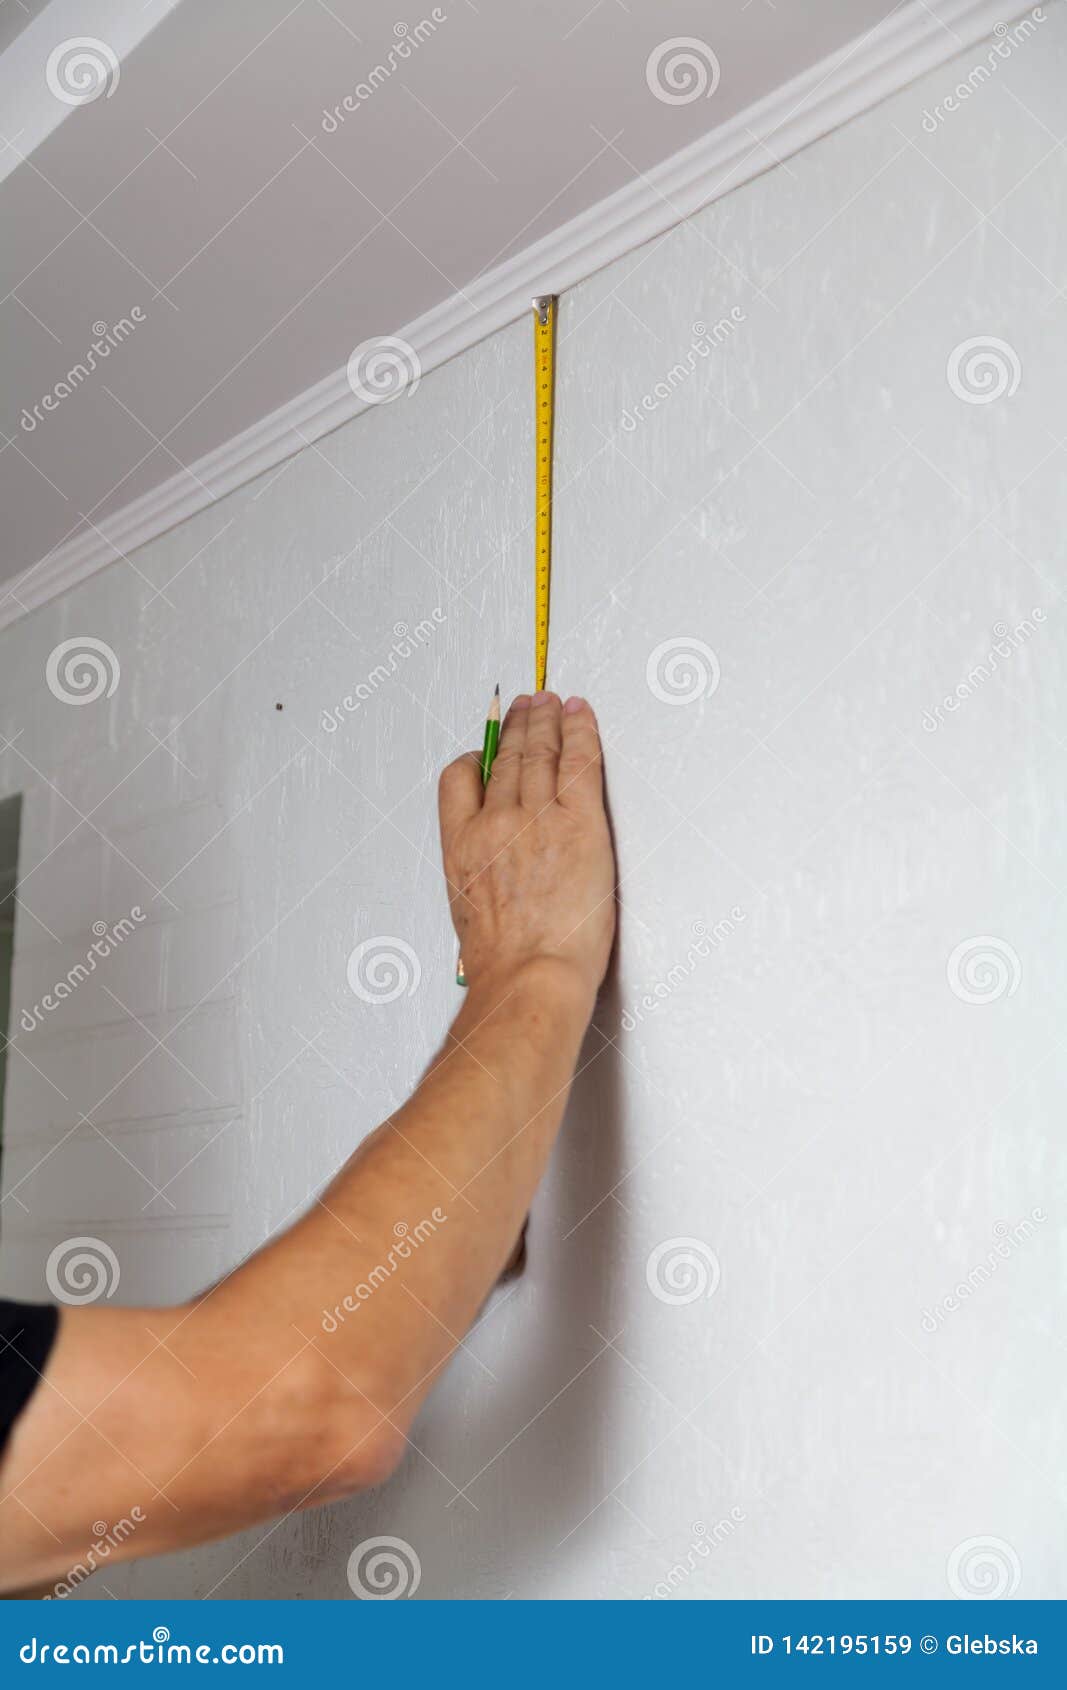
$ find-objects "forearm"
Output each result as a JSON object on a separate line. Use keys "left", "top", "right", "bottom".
{"left": 0, "top": 961, "right": 595, "bottom": 1593}
{"left": 228, "top": 958, "right": 594, "bottom": 1436}
{"left": 0, "top": 692, "right": 614, "bottom": 1589}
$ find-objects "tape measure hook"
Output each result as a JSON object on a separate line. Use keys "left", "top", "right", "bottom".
{"left": 532, "top": 294, "right": 553, "bottom": 326}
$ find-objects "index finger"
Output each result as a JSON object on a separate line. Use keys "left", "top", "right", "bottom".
{"left": 556, "top": 696, "right": 605, "bottom": 812}
{"left": 483, "top": 695, "right": 530, "bottom": 809}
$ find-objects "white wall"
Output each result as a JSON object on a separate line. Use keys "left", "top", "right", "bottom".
{"left": 1, "top": 11, "right": 1065, "bottom": 1599}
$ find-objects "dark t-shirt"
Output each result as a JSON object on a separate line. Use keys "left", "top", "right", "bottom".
{"left": 0, "top": 1300, "right": 58, "bottom": 1455}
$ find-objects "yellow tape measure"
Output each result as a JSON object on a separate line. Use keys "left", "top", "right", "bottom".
{"left": 532, "top": 295, "right": 557, "bottom": 693}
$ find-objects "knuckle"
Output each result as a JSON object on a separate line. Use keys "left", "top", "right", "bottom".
{"left": 440, "top": 753, "right": 473, "bottom": 787}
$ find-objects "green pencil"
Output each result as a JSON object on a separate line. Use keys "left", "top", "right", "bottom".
{"left": 456, "top": 684, "right": 501, "bottom": 988}
{"left": 479, "top": 682, "right": 501, "bottom": 784}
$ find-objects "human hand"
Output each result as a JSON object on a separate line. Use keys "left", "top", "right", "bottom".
{"left": 439, "top": 693, "right": 616, "bottom": 1008}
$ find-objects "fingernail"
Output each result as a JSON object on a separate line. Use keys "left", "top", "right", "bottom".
{"left": 563, "top": 695, "right": 587, "bottom": 714}
{"left": 511, "top": 694, "right": 532, "bottom": 710}
{"left": 530, "top": 690, "right": 558, "bottom": 708}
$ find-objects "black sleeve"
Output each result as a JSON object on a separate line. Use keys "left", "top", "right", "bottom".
{"left": 0, "top": 1299, "right": 59, "bottom": 1456}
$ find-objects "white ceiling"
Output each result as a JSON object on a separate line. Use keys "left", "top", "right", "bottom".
{"left": 1, "top": 0, "right": 962, "bottom": 595}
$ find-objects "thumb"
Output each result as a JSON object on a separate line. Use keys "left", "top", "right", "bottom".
{"left": 438, "top": 750, "right": 484, "bottom": 848}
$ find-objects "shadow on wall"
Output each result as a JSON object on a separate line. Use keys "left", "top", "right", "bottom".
{"left": 419, "top": 974, "right": 626, "bottom": 1598}
{"left": 540, "top": 965, "right": 627, "bottom": 1535}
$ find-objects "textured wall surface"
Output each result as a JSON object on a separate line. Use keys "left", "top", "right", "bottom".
{"left": 1, "top": 14, "right": 1065, "bottom": 1599}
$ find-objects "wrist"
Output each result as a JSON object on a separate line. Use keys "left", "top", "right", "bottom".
{"left": 463, "top": 956, "right": 597, "bottom": 1031}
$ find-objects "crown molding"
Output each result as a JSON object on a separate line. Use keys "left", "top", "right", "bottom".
{"left": 1, "top": 0, "right": 1016, "bottom": 633}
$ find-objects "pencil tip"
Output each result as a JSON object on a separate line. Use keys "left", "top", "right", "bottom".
{"left": 494, "top": 682, "right": 500, "bottom": 696}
